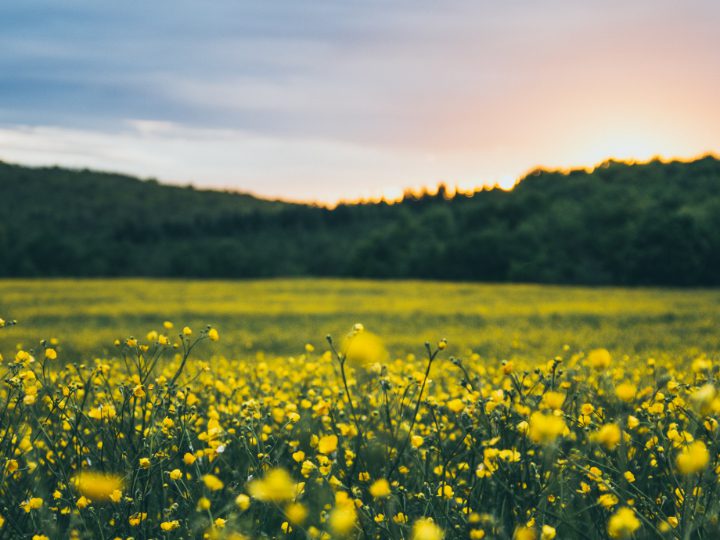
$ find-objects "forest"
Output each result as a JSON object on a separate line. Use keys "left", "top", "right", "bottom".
{"left": 1, "top": 155, "right": 719, "bottom": 285}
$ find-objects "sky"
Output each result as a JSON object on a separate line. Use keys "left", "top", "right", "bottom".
{"left": 1, "top": 1, "right": 719, "bottom": 204}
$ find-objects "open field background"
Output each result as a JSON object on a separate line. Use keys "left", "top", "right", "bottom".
{"left": 3, "top": 279, "right": 720, "bottom": 538}
{"left": 1, "top": 279, "right": 719, "bottom": 362}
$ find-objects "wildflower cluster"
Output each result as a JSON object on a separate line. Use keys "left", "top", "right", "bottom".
{"left": 1, "top": 319, "right": 719, "bottom": 539}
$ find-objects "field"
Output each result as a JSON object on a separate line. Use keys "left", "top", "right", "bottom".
{"left": 2, "top": 279, "right": 720, "bottom": 539}
{"left": 2, "top": 279, "right": 719, "bottom": 360}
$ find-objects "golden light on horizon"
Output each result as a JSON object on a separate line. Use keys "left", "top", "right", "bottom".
{"left": 2, "top": 1, "right": 719, "bottom": 205}
{"left": 350, "top": 149, "right": 716, "bottom": 208}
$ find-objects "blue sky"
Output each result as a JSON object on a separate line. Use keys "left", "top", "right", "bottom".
{"left": 1, "top": 0, "right": 719, "bottom": 203}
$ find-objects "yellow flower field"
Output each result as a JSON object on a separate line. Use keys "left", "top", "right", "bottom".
{"left": 1, "top": 295, "right": 720, "bottom": 539}
{"left": 2, "top": 279, "right": 720, "bottom": 360}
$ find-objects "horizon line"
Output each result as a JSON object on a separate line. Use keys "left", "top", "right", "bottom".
{"left": 2, "top": 150, "right": 717, "bottom": 209}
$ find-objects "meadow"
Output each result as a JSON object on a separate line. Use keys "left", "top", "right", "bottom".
{"left": 1, "top": 279, "right": 720, "bottom": 539}
{"left": 1, "top": 279, "right": 719, "bottom": 360}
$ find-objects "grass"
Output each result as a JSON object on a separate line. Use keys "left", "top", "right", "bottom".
{"left": 2, "top": 278, "right": 720, "bottom": 538}
{"left": 1, "top": 278, "right": 718, "bottom": 361}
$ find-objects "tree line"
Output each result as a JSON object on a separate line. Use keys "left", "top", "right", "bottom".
{"left": 1, "top": 156, "right": 719, "bottom": 285}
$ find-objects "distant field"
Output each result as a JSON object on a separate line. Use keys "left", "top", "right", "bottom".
{"left": 1, "top": 279, "right": 718, "bottom": 362}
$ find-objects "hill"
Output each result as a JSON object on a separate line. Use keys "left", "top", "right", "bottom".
{"left": 1, "top": 156, "right": 719, "bottom": 285}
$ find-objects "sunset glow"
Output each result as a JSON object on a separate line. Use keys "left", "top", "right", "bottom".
{"left": 1, "top": 1, "right": 719, "bottom": 203}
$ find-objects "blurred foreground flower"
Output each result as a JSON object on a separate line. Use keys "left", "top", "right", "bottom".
{"left": 676, "top": 440, "right": 710, "bottom": 474}
{"left": 587, "top": 348, "right": 611, "bottom": 369}
{"left": 412, "top": 518, "right": 444, "bottom": 540}
{"left": 72, "top": 471, "right": 124, "bottom": 501}
{"left": 341, "top": 328, "right": 387, "bottom": 367}
{"left": 528, "top": 412, "right": 566, "bottom": 444}
{"left": 248, "top": 468, "right": 296, "bottom": 502}
{"left": 607, "top": 507, "right": 641, "bottom": 538}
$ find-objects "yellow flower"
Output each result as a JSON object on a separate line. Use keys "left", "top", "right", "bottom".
{"left": 182, "top": 326, "right": 192, "bottom": 336}
{"left": 109, "top": 489, "right": 122, "bottom": 503}
{"left": 203, "top": 474, "right": 224, "bottom": 491}
{"left": 76, "top": 496, "right": 91, "bottom": 509}
{"left": 412, "top": 518, "right": 444, "bottom": 540}
{"left": 593, "top": 424, "right": 622, "bottom": 450}
{"left": 88, "top": 405, "right": 116, "bottom": 420}
{"left": 285, "top": 502, "right": 308, "bottom": 524}
{"left": 690, "top": 384, "right": 717, "bottom": 414}
{"left": 541, "top": 525, "right": 556, "bottom": 540}
{"left": 580, "top": 403, "right": 595, "bottom": 415}
{"left": 447, "top": 398, "right": 465, "bottom": 413}
{"left": 248, "top": 468, "right": 296, "bottom": 502}
{"left": 394, "top": 512, "right": 408, "bottom": 524}
{"left": 44, "top": 348, "right": 57, "bottom": 360}
{"left": 528, "top": 412, "right": 566, "bottom": 444}
{"left": 318, "top": 434, "right": 338, "bottom": 455}
{"left": 369, "top": 479, "right": 391, "bottom": 499}
{"left": 129, "top": 512, "right": 148, "bottom": 526}
{"left": 623, "top": 471, "right": 635, "bottom": 483}
{"left": 615, "top": 383, "right": 636, "bottom": 402}
{"left": 607, "top": 507, "right": 641, "bottom": 539}
{"left": 437, "top": 485, "right": 454, "bottom": 499}
{"left": 301, "top": 460, "right": 316, "bottom": 477}
{"left": 342, "top": 330, "right": 387, "bottom": 367}
{"left": 183, "top": 452, "right": 196, "bottom": 465}
{"left": 587, "top": 348, "right": 611, "bottom": 369}
{"left": 513, "top": 526, "right": 537, "bottom": 540}
{"left": 161, "top": 520, "right": 180, "bottom": 531}
{"left": 21, "top": 497, "right": 44, "bottom": 513}
{"left": 208, "top": 328, "right": 220, "bottom": 342}
{"left": 540, "top": 391, "right": 565, "bottom": 410}
{"left": 598, "top": 494, "right": 619, "bottom": 509}
{"left": 236, "top": 493, "right": 251, "bottom": 510}
{"left": 139, "top": 458, "right": 150, "bottom": 469}
{"left": 72, "top": 471, "right": 124, "bottom": 501}
{"left": 329, "top": 505, "right": 357, "bottom": 536}
{"left": 169, "top": 469, "right": 182, "bottom": 480}
{"left": 692, "top": 357, "right": 712, "bottom": 373}
{"left": 676, "top": 441, "right": 710, "bottom": 474}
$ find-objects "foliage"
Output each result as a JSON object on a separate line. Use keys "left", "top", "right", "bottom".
{"left": 2, "top": 156, "right": 720, "bottom": 284}
{"left": 1, "top": 316, "right": 720, "bottom": 538}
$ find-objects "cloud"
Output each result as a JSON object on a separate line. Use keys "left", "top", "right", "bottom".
{"left": 0, "top": 122, "right": 493, "bottom": 203}
{"left": 0, "top": 0, "right": 719, "bottom": 199}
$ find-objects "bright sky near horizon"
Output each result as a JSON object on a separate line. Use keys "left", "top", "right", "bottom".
{"left": 1, "top": 0, "right": 719, "bottom": 203}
